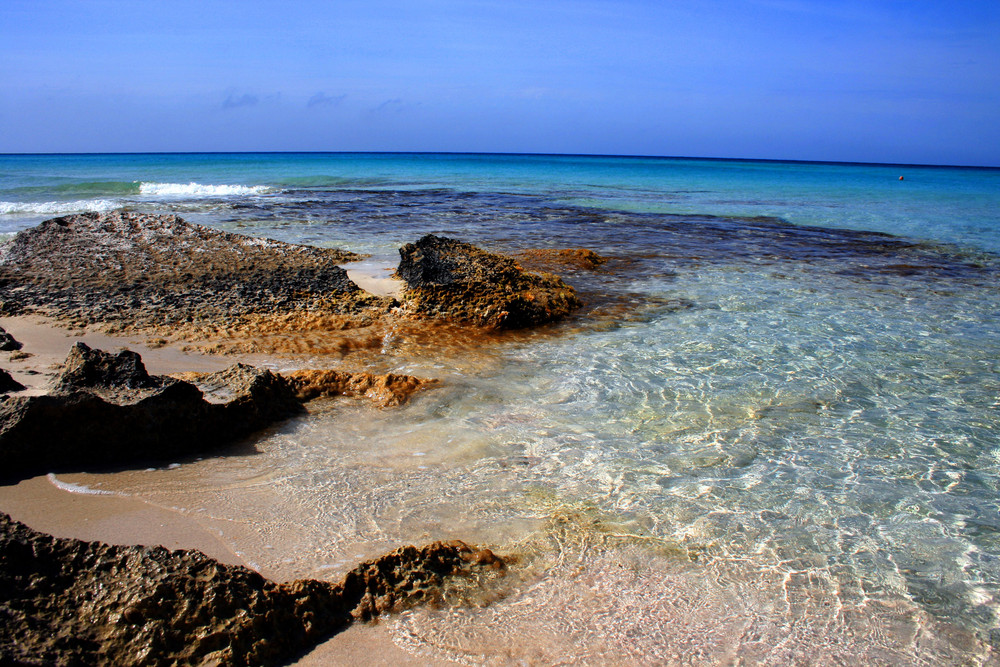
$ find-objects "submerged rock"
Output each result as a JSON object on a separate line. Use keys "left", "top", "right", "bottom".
{"left": 0, "top": 512, "right": 506, "bottom": 666}
{"left": 0, "top": 343, "right": 303, "bottom": 480}
{"left": 0, "top": 326, "right": 22, "bottom": 352}
{"left": 395, "top": 235, "right": 582, "bottom": 328}
{"left": 515, "top": 247, "right": 610, "bottom": 272}
{"left": 0, "top": 211, "right": 386, "bottom": 328}
{"left": 282, "top": 369, "right": 436, "bottom": 407}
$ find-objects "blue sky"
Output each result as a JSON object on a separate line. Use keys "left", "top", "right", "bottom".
{"left": 2, "top": 0, "right": 998, "bottom": 165}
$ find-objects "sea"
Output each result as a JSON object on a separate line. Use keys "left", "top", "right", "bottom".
{"left": 2, "top": 152, "right": 1000, "bottom": 664}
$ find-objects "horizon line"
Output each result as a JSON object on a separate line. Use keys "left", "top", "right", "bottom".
{"left": 0, "top": 150, "right": 997, "bottom": 171}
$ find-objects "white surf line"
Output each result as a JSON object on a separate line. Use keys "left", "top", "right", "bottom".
{"left": 46, "top": 472, "right": 119, "bottom": 496}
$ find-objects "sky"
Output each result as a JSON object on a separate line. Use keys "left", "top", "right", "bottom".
{"left": 1, "top": 0, "right": 998, "bottom": 165}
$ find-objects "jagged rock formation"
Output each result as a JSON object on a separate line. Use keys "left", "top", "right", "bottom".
{"left": 0, "top": 211, "right": 387, "bottom": 328}
{"left": 0, "top": 369, "right": 24, "bottom": 394}
{"left": 0, "top": 215, "right": 585, "bottom": 351}
{"left": 0, "top": 326, "right": 22, "bottom": 352}
{"left": 0, "top": 344, "right": 440, "bottom": 480}
{"left": 0, "top": 343, "right": 304, "bottom": 480}
{"left": 395, "top": 234, "right": 582, "bottom": 328}
{"left": 0, "top": 513, "right": 506, "bottom": 666}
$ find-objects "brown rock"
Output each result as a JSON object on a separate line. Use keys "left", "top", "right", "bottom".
{"left": 516, "top": 248, "right": 609, "bottom": 271}
{"left": 0, "top": 513, "right": 506, "bottom": 666}
{"left": 283, "top": 369, "right": 436, "bottom": 407}
{"left": 0, "top": 211, "right": 385, "bottom": 329}
{"left": 395, "top": 235, "right": 582, "bottom": 329}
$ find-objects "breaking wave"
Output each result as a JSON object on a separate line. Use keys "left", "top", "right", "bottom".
{"left": 139, "top": 182, "right": 273, "bottom": 197}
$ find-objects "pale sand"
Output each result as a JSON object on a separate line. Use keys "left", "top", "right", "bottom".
{"left": 344, "top": 256, "right": 404, "bottom": 298}
{"left": 0, "top": 474, "right": 244, "bottom": 566}
{"left": 0, "top": 314, "right": 271, "bottom": 561}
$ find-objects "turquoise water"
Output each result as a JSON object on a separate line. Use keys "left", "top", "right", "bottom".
{"left": 4, "top": 153, "right": 1000, "bottom": 663}
{"left": 3, "top": 152, "right": 1000, "bottom": 252}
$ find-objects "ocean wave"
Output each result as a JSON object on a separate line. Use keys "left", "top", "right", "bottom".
{"left": 46, "top": 472, "right": 118, "bottom": 496}
{"left": 139, "top": 182, "right": 273, "bottom": 197}
{"left": 0, "top": 199, "right": 121, "bottom": 215}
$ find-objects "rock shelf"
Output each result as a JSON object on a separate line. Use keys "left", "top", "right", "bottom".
{"left": 0, "top": 512, "right": 506, "bottom": 666}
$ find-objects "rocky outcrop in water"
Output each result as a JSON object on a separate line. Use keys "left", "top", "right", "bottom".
{"left": 0, "top": 343, "right": 304, "bottom": 480}
{"left": 0, "top": 512, "right": 506, "bottom": 666}
{"left": 0, "top": 215, "right": 584, "bottom": 351}
{"left": 0, "top": 211, "right": 386, "bottom": 329}
{"left": 0, "top": 326, "right": 22, "bottom": 352}
{"left": 396, "top": 234, "right": 582, "bottom": 328}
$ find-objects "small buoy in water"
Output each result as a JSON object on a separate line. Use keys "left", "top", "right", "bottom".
{"left": 899, "top": 176, "right": 904, "bottom": 180}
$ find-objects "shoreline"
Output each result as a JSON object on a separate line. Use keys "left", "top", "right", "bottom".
{"left": 0, "top": 215, "right": 587, "bottom": 664}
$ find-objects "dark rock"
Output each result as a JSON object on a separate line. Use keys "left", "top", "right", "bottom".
{"left": 0, "top": 345, "right": 303, "bottom": 481}
{"left": 55, "top": 342, "right": 160, "bottom": 393}
{"left": 0, "top": 369, "right": 24, "bottom": 394}
{"left": 396, "top": 235, "right": 582, "bottom": 329}
{"left": 0, "top": 326, "right": 21, "bottom": 352}
{"left": 0, "top": 512, "right": 507, "bottom": 666}
{"left": 0, "top": 211, "right": 385, "bottom": 329}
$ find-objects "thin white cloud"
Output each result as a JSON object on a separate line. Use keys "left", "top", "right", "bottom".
{"left": 307, "top": 92, "right": 346, "bottom": 108}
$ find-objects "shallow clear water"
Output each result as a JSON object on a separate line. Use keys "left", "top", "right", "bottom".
{"left": 6, "top": 153, "right": 1000, "bottom": 663}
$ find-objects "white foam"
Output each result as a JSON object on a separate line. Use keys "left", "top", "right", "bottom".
{"left": 0, "top": 199, "right": 120, "bottom": 215}
{"left": 139, "top": 182, "right": 273, "bottom": 197}
{"left": 46, "top": 472, "right": 118, "bottom": 496}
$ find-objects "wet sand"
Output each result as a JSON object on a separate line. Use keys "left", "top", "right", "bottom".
{"left": 0, "top": 314, "right": 272, "bottom": 561}
{"left": 0, "top": 474, "right": 244, "bottom": 566}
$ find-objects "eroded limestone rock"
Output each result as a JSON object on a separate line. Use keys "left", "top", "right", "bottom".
{"left": 0, "top": 512, "right": 506, "bottom": 666}
{"left": 0, "top": 211, "right": 385, "bottom": 328}
{"left": 283, "top": 369, "right": 436, "bottom": 407}
{"left": 0, "top": 370, "right": 24, "bottom": 394}
{"left": 0, "top": 343, "right": 303, "bottom": 480}
{"left": 395, "top": 234, "right": 582, "bottom": 328}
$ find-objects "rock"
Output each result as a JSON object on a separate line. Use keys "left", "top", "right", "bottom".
{"left": 395, "top": 235, "right": 582, "bottom": 329}
{"left": 0, "top": 344, "right": 304, "bottom": 481}
{"left": 515, "top": 248, "right": 609, "bottom": 271}
{"left": 0, "top": 326, "right": 21, "bottom": 352}
{"left": 0, "top": 211, "right": 385, "bottom": 329}
{"left": 0, "top": 512, "right": 507, "bottom": 666}
{"left": 55, "top": 341, "right": 160, "bottom": 394}
{"left": 283, "top": 369, "right": 437, "bottom": 407}
{"left": 0, "top": 369, "right": 24, "bottom": 394}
